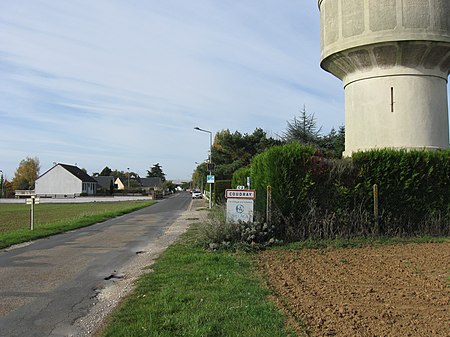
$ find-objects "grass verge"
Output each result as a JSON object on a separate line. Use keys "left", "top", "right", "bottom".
{"left": 100, "top": 222, "right": 295, "bottom": 337}
{"left": 0, "top": 201, "right": 155, "bottom": 249}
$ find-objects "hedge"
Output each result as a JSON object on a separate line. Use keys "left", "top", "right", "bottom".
{"left": 231, "top": 167, "right": 250, "bottom": 189}
{"left": 214, "top": 180, "right": 232, "bottom": 205}
{"left": 250, "top": 143, "right": 316, "bottom": 228}
{"left": 241, "top": 144, "right": 449, "bottom": 239}
{"left": 352, "top": 149, "right": 450, "bottom": 226}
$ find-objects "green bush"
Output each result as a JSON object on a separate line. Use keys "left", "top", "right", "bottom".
{"left": 352, "top": 149, "right": 450, "bottom": 228}
{"left": 250, "top": 143, "right": 316, "bottom": 236}
{"left": 231, "top": 166, "right": 250, "bottom": 188}
{"left": 320, "top": 157, "right": 358, "bottom": 212}
{"left": 264, "top": 143, "right": 315, "bottom": 216}
{"left": 213, "top": 180, "right": 232, "bottom": 205}
{"left": 247, "top": 145, "right": 449, "bottom": 240}
{"left": 249, "top": 150, "right": 268, "bottom": 217}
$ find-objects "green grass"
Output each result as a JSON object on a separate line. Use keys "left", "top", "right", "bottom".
{"left": 0, "top": 201, "right": 155, "bottom": 248}
{"left": 100, "top": 223, "right": 294, "bottom": 337}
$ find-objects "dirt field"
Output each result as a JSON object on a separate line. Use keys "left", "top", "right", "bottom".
{"left": 259, "top": 242, "right": 450, "bottom": 337}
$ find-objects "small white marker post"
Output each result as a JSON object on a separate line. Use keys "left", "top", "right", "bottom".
{"left": 26, "top": 196, "right": 40, "bottom": 230}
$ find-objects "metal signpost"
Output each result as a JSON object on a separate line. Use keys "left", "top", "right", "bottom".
{"left": 225, "top": 188, "right": 256, "bottom": 223}
{"left": 26, "top": 196, "right": 40, "bottom": 230}
{"left": 206, "top": 175, "right": 215, "bottom": 208}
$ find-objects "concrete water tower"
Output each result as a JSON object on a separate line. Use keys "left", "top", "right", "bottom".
{"left": 318, "top": 0, "right": 450, "bottom": 156}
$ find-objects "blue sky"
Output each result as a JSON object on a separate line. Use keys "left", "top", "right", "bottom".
{"left": 1, "top": 1, "right": 358, "bottom": 180}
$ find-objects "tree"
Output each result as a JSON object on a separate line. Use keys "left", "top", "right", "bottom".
{"left": 12, "top": 156, "right": 40, "bottom": 190}
{"left": 147, "top": 163, "right": 166, "bottom": 181}
{"left": 109, "top": 179, "right": 114, "bottom": 195}
{"left": 180, "top": 181, "right": 191, "bottom": 190}
{"left": 210, "top": 128, "right": 281, "bottom": 180}
{"left": 100, "top": 166, "right": 112, "bottom": 176}
{"left": 282, "top": 105, "right": 322, "bottom": 145}
{"left": 320, "top": 125, "right": 345, "bottom": 158}
{"left": 110, "top": 169, "right": 125, "bottom": 179}
{"left": 192, "top": 162, "right": 207, "bottom": 191}
{"left": 161, "top": 180, "right": 176, "bottom": 193}
{"left": 282, "top": 106, "right": 345, "bottom": 158}
{"left": 4, "top": 180, "right": 14, "bottom": 197}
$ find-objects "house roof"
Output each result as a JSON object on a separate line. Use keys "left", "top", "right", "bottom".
{"left": 140, "top": 177, "right": 162, "bottom": 188}
{"left": 94, "top": 176, "right": 114, "bottom": 189}
{"left": 59, "top": 164, "right": 97, "bottom": 183}
{"left": 115, "top": 176, "right": 162, "bottom": 188}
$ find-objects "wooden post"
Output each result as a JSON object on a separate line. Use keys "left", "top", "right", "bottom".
{"left": 373, "top": 184, "right": 379, "bottom": 234}
{"left": 266, "top": 185, "right": 272, "bottom": 226}
{"left": 30, "top": 196, "right": 34, "bottom": 231}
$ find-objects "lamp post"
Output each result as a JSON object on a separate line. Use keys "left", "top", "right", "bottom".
{"left": 0, "top": 170, "right": 3, "bottom": 198}
{"left": 194, "top": 126, "right": 213, "bottom": 209}
{"left": 127, "top": 167, "right": 130, "bottom": 192}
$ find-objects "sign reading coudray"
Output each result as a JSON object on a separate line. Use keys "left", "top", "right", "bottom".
{"left": 225, "top": 189, "right": 256, "bottom": 200}
{"left": 225, "top": 189, "right": 256, "bottom": 223}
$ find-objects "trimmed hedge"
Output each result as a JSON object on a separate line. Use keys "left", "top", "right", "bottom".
{"left": 231, "top": 167, "right": 250, "bottom": 188}
{"left": 352, "top": 149, "right": 450, "bottom": 226}
{"left": 243, "top": 144, "right": 449, "bottom": 239}
{"left": 214, "top": 180, "right": 232, "bottom": 205}
{"left": 250, "top": 143, "right": 316, "bottom": 233}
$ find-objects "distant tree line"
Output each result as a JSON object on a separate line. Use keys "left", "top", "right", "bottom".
{"left": 192, "top": 106, "right": 345, "bottom": 189}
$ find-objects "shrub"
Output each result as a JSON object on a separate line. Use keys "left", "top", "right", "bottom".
{"left": 211, "top": 145, "right": 450, "bottom": 243}
{"left": 213, "top": 180, "right": 232, "bottom": 205}
{"left": 352, "top": 149, "right": 450, "bottom": 226}
{"left": 198, "top": 206, "right": 282, "bottom": 250}
{"left": 249, "top": 150, "right": 268, "bottom": 218}
{"left": 250, "top": 143, "right": 316, "bottom": 237}
{"left": 231, "top": 167, "right": 250, "bottom": 188}
{"left": 251, "top": 146, "right": 449, "bottom": 240}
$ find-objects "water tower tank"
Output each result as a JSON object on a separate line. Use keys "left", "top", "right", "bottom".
{"left": 318, "top": 0, "right": 450, "bottom": 156}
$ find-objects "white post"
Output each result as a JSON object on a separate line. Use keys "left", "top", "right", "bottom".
{"left": 30, "top": 196, "right": 35, "bottom": 230}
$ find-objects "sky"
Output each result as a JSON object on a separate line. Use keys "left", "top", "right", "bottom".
{"left": 1, "top": 1, "right": 445, "bottom": 181}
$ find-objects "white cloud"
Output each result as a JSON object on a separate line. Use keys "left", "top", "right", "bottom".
{"left": 0, "top": 1, "right": 349, "bottom": 179}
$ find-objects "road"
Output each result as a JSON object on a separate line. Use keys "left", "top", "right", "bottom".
{"left": 0, "top": 192, "right": 192, "bottom": 337}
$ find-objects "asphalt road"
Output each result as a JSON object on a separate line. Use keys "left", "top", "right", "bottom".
{"left": 0, "top": 192, "right": 192, "bottom": 337}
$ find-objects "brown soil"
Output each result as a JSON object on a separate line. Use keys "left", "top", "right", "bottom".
{"left": 259, "top": 242, "right": 450, "bottom": 337}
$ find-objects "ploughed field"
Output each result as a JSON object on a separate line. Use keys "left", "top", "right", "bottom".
{"left": 259, "top": 243, "right": 450, "bottom": 337}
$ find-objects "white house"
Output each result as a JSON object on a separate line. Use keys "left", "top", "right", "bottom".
{"left": 114, "top": 177, "right": 127, "bottom": 190}
{"left": 35, "top": 163, "right": 97, "bottom": 197}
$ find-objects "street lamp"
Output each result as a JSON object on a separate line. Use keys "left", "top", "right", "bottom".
{"left": 127, "top": 167, "right": 130, "bottom": 191}
{"left": 194, "top": 126, "right": 213, "bottom": 209}
{"left": 0, "top": 170, "right": 3, "bottom": 198}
